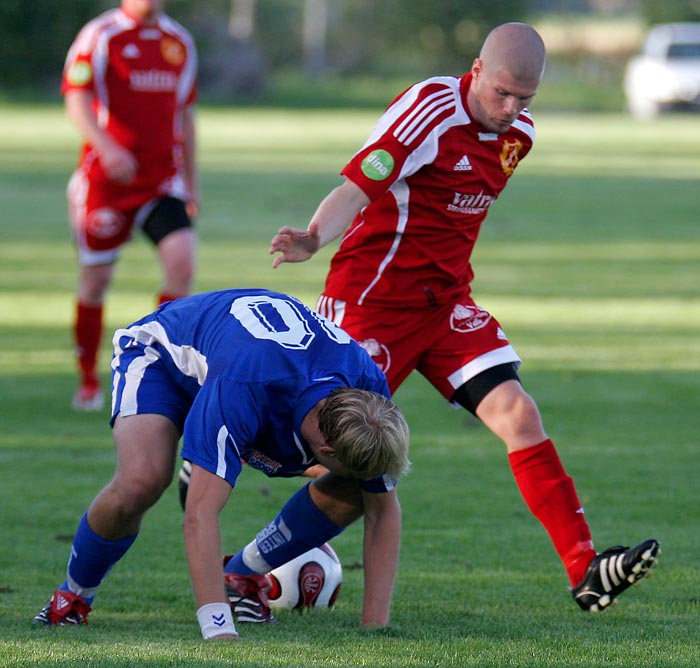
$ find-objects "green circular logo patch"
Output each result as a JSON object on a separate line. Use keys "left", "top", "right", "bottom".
{"left": 67, "top": 61, "right": 93, "bottom": 86}
{"left": 360, "top": 149, "right": 395, "bottom": 181}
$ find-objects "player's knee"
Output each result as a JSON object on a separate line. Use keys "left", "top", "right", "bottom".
{"left": 507, "top": 391, "right": 542, "bottom": 433}
{"left": 165, "top": 262, "right": 194, "bottom": 292}
{"left": 114, "top": 468, "right": 172, "bottom": 514}
{"left": 160, "top": 238, "right": 195, "bottom": 291}
{"left": 477, "top": 384, "right": 543, "bottom": 441}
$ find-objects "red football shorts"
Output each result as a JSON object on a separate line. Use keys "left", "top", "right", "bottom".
{"left": 316, "top": 295, "right": 521, "bottom": 399}
{"left": 67, "top": 167, "right": 187, "bottom": 266}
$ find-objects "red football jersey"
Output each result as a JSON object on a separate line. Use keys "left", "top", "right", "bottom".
{"left": 325, "top": 73, "right": 535, "bottom": 308}
{"left": 61, "top": 8, "right": 197, "bottom": 199}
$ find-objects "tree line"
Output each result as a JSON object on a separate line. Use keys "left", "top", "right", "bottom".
{"left": 0, "top": 0, "right": 697, "bottom": 98}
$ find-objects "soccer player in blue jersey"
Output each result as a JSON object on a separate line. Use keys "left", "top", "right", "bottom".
{"left": 34, "top": 289, "right": 411, "bottom": 640}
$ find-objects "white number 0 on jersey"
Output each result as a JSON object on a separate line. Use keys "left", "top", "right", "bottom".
{"left": 230, "top": 295, "right": 351, "bottom": 350}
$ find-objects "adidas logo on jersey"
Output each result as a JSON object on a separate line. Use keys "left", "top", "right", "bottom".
{"left": 453, "top": 155, "right": 472, "bottom": 171}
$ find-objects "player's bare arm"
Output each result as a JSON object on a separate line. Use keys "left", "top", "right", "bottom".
{"left": 270, "top": 178, "right": 370, "bottom": 268}
{"left": 65, "top": 90, "right": 138, "bottom": 184}
{"left": 183, "top": 463, "right": 239, "bottom": 640}
{"left": 359, "top": 488, "right": 401, "bottom": 628}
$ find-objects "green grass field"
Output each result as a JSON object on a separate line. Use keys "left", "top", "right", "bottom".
{"left": 0, "top": 104, "right": 699, "bottom": 667}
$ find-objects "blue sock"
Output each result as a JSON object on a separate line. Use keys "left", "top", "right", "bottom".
{"left": 225, "top": 484, "right": 344, "bottom": 574}
{"left": 61, "top": 513, "right": 138, "bottom": 604}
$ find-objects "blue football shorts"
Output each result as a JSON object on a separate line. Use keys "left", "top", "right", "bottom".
{"left": 110, "top": 334, "right": 198, "bottom": 433}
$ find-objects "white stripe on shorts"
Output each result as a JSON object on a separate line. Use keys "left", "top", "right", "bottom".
{"left": 447, "top": 345, "right": 522, "bottom": 392}
{"left": 316, "top": 295, "right": 346, "bottom": 326}
{"left": 118, "top": 345, "right": 162, "bottom": 417}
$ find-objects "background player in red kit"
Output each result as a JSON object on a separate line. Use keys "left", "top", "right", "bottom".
{"left": 62, "top": 0, "right": 198, "bottom": 410}
{"left": 269, "top": 22, "right": 659, "bottom": 612}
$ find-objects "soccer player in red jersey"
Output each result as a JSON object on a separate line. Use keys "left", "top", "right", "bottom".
{"left": 270, "top": 22, "right": 659, "bottom": 612}
{"left": 62, "top": 0, "right": 198, "bottom": 410}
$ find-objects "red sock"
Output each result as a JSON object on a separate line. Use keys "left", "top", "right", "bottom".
{"left": 508, "top": 439, "right": 596, "bottom": 586}
{"left": 157, "top": 292, "right": 182, "bottom": 306}
{"left": 74, "top": 302, "right": 103, "bottom": 388}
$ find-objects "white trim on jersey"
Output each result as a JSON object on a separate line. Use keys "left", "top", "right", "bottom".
{"left": 340, "top": 75, "right": 534, "bottom": 305}
{"left": 316, "top": 295, "right": 346, "bottom": 325}
{"left": 112, "top": 321, "right": 209, "bottom": 385}
{"left": 160, "top": 14, "right": 198, "bottom": 107}
{"left": 358, "top": 179, "right": 410, "bottom": 305}
{"left": 292, "top": 433, "right": 313, "bottom": 467}
{"left": 393, "top": 88, "right": 455, "bottom": 145}
{"left": 352, "top": 79, "right": 472, "bottom": 304}
{"left": 216, "top": 425, "right": 236, "bottom": 478}
{"left": 355, "top": 76, "right": 464, "bottom": 152}
{"left": 512, "top": 116, "right": 536, "bottom": 141}
{"left": 92, "top": 22, "right": 126, "bottom": 128}
{"left": 64, "top": 9, "right": 128, "bottom": 70}
{"left": 65, "top": 9, "right": 197, "bottom": 133}
{"left": 380, "top": 474, "right": 397, "bottom": 492}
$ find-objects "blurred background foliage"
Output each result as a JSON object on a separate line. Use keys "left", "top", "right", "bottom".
{"left": 1, "top": 0, "right": 699, "bottom": 109}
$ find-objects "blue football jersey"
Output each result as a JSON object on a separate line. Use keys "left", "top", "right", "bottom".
{"left": 113, "top": 289, "right": 392, "bottom": 490}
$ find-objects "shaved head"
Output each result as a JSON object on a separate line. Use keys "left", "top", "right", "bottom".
{"left": 479, "top": 22, "right": 546, "bottom": 82}
{"left": 467, "top": 22, "right": 546, "bottom": 133}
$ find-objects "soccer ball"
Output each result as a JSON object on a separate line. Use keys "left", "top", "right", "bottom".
{"left": 267, "top": 543, "right": 342, "bottom": 610}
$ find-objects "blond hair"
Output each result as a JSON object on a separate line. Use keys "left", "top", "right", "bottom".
{"left": 317, "top": 387, "right": 411, "bottom": 480}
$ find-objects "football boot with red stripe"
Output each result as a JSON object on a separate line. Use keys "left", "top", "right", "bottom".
{"left": 33, "top": 590, "right": 91, "bottom": 626}
{"left": 223, "top": 570, "right": 276, "bottom": 624}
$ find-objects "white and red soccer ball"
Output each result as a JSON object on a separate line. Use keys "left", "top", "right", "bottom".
{"left": 267, "top": 543, "right": 342, "bottom": 610}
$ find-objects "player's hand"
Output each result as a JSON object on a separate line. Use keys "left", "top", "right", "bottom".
{"left": 186, "top": 199, "right": 199, "bottom": 220}
{"left": 98, "top": 140, "right": 139, "bottom": 184}
{"left": 269, "top": 223, "right": 321, "bottom": 268}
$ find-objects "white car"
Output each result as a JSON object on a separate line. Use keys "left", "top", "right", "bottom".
{"left": 624, "top": 22, "right": 700, "bottom": 118}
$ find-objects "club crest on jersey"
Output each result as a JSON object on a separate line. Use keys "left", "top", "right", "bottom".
{"left": 450, "top": 304, "right": 492, "bottom": 333}
{"left": 499, "top": 139, "right": 522, "bottom": 176}
{"left": 161, "top": 36, "right": 185, "bottom": 66}
{"left": 359, "top": 338, "right": 391, "bottom": 374}
{"left": 361, "top": 150, "right": 394, "bottom": 181}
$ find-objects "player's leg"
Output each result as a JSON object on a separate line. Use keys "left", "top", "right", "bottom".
{"left": 222, "top": 474, "right": 361, "bottom": 623}
{"left": 419, "top": 301, "right": 598, "bottom": 587}
{"left": 73, "top": 262, "right": 114, "bottom": 410}
{"left": 424, "top": 300, "right": 659, "bottom": 610}
{"left": 461, "top": 376, "right": 659, "bottom": 610}
{"left": 140, "top": 196, "right": 195, "bottom": 305}
{"left": 34, "top": 414, "right": 180, "bottom": 626}
{"left": 68, "top": 172, "right": 132, "bottom": 410}
{"left": 89, "top": 413, "right": 181, "bottom": 538}
{"left": 463, "top": 376, "right": 597, "bottom": 586}
{"left": 35, "top": 332, "right": 190, "bottom": 627}
{"left": 226, "top": 475, "right": 356, "bottom": 575}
